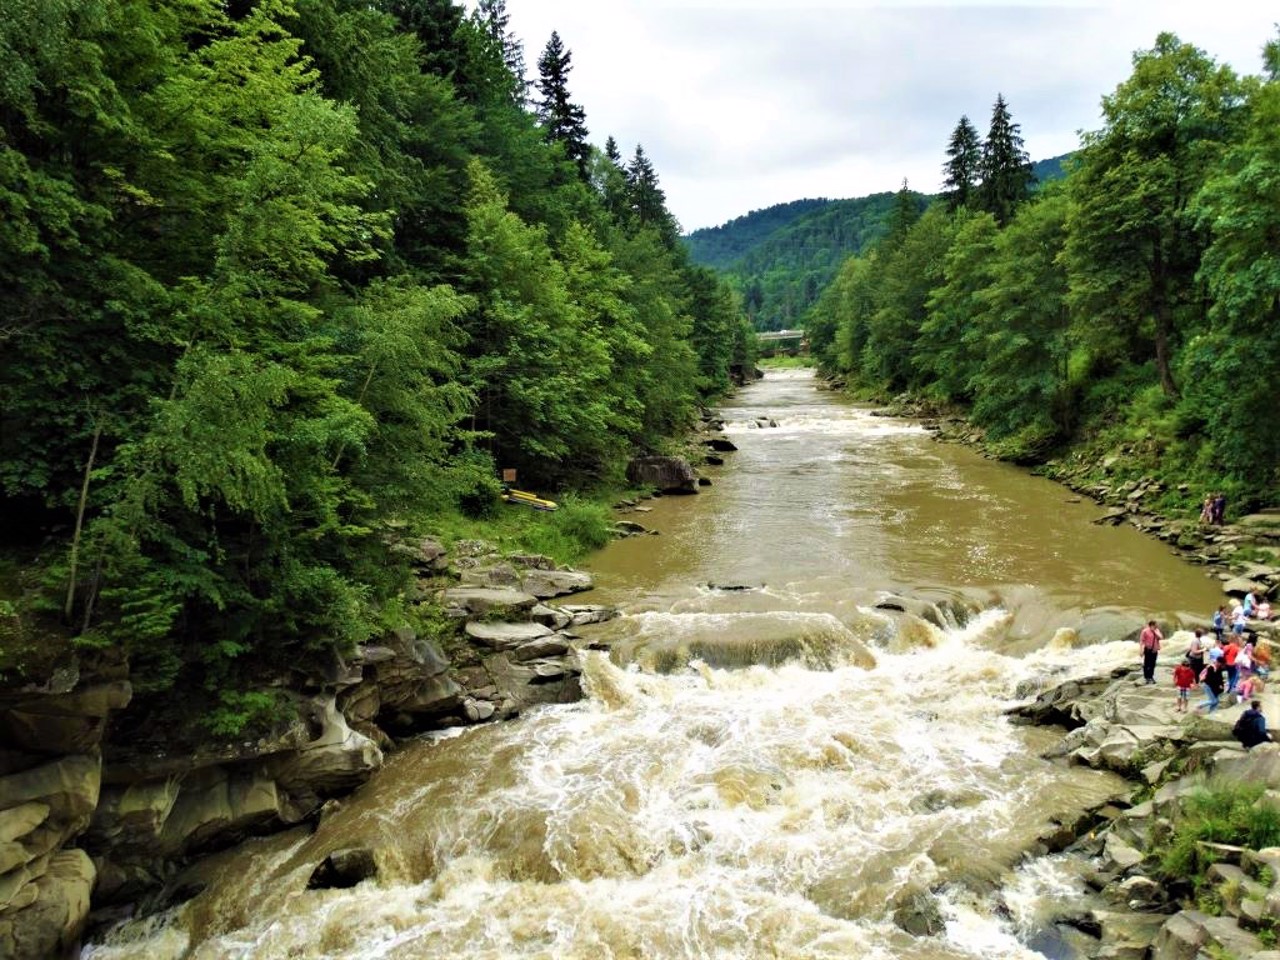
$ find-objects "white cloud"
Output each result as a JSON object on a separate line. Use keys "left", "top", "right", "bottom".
{"left": 498, "top": 1, "right": 1277, "bottom": 230}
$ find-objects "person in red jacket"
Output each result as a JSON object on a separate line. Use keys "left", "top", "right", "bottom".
{"left": 1173, "top": 659, "right": 1196, "bottom": 713}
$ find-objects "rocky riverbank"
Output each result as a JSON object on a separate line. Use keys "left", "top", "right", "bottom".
{"left": 1011, "top": 649, "right": 1280, "bottom": 960}
{"left": 0, "top": 535, "right": 615, "bottom": 958}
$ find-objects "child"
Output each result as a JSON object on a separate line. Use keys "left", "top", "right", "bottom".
{"left": 1238, "top": 673, "right": 1265, "bottom": 702}
{"left": 1173, "top": 659, "right": 1196, "bottom": 713}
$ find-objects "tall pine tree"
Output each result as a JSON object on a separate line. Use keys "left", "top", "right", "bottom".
{"left": 627, "top": 144, "right": 679, "bottom": 246}
{"left": 978, "top": 94, "right": 1034, "bottom": 226}
{"left": 942, "top": 115, "right": 981, "bottom": 211}
{"left": 534, "top": 31, "right": 590, "bottom": 180}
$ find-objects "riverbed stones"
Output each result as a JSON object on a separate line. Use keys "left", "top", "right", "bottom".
{"left": 307, "top": 847, "right": 379, "bottom": 889}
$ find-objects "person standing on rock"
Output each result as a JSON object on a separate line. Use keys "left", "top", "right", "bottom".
{"left": 1212, "top": 606, "right": 1227, "bottom": 643}
{"left": 1198, "top": 653, "right": 1226, "bottom": 712}
{"left": 1139, "top": 620, "right": 1162, "bottom": 684}
{"left": 1187, "top": 629, "right": 1207, "bottom": 677}
{"left": 1173, "top": 659, "right": 1196, "bottom": 713}
{"left": 1233, "top": 700, "right": 1272, "bottom": 749}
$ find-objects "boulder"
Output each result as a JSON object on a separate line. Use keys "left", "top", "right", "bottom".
{"left": 483, "top": 653, "right": 582, "bottom": 711}
{"left": 891, "top": 889, "right": 945, "bottom": 937}
{"left": 266, "top": 696, "right": 383, "bottom": 801}
{"left": 307, "top": 847, "right": 379, "bottom": 890}
{"left": 464, "top": 621, "right": 553, "bottom": 651}
{"left": 529, "top": 605, "right": 572, "bottom": 630}
{"left": 458, "top": 563, "right": 522, "bottom": 589}
{"left": 560, "top": 605, "right": 618, "bottom": 626}
{"left": 0, "top": 849, "right": 94, "bottom": 960}
{"left": 439, "top": 587, "right": 540, "bottom": 618}
{"left": 702, "top": 438, "right": 738, "bottom": 452}
{"left": 520, "top": 569, "right": 593, "bottom": 599}
{"left": 511, "top": 637, "right": 571, "bottom": 662}
{"left": 0, "top": 682, "right": 132, "bottom": 755}
{"left": 625, "top": 456, "right": 699, "bottom": 495}
{"left": 154, "top": 769, "right": 285, "bottom": 855}
{"left": 1224, "top": 577, "right": 1268, "bottom": 597}
{"left": 0, "top": 755, "right": 100, "bottom": 831}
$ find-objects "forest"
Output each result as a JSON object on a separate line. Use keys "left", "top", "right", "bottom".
{"left": 0, "top": 0, "right": 754, "bottom": 726}
{"left": 685, "top": 156, "right": 1071, "bottom": 333}
{"left": 807, "top": 31, "right": 1280, "bottom": 515}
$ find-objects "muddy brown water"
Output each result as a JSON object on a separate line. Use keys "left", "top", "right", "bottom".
{"left": 86, "top": 369, "right": 1223, "bottom": 960}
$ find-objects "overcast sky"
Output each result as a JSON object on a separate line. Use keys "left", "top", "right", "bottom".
{"left": 493, "top": 1, "right": 1277, "bottom": 231}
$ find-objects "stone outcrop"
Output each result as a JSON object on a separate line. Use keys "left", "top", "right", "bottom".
{"left": 1012, "top": 662, "right": 1280, "bottom": 960}
{"left": 0, "top": 533, "right": 617, "bottom": 954}
{"left": 0, "top": 673, "right": 131, "bottom": 960}
{"left": 626, "top": 455, "right": 699, "bottom": 495}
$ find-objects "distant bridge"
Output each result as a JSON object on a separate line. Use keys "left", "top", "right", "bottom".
{"left": 756, "top": 328, "right": 808, "bottom": 356}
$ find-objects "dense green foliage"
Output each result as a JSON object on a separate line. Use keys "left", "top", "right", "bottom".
{"left": 808, "top": 30, "right": 1280, "bottom": 505}
{"left": 0, "top": 0, "right": 755, "bottom": 715}
{"left": 685, "top": 192, "right": 924, "bottom": 331}
{"left": 685, "top": 148, "right": 1071, "bottom": 333}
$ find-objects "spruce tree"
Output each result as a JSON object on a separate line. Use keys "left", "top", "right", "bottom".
{"left": 626, "top": 144, "right": 679, "bottom": 246}
{"left": 535, "top": 31, "right": 591, "bottom": 179}
{"left": 475, "top": 0, "right": 526, "bottom": 101}
{"left": 942, "top": 115, "right": 981, "bottom": 211}
{"left": 978, "top": 94, "right": 1035, "bottom": 226}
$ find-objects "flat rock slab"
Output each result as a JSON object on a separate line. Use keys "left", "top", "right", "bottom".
{"left": 464, "top": 622, "right": 553, "bottom": 651}
{"left": 440, "top": 588, "right": 539, "bottom": 617}
{"left": 520, "top": 570, "right": 593, "bottom": 599}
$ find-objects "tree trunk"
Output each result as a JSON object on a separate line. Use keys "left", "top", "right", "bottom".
{"left": 65, "top": 423, "right": 103, "bottom": 623}
{"left": 1151, "top": 246, "right": 1178, "bottom": 397}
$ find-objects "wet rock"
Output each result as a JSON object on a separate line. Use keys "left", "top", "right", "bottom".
{"left": 613, "top": 520, "right": 649, "bottom": 536}
{"left": 626, "top": 455, "right": 699, "bottom": 495}
{"left": 891, "top": 889, "right": 945, "bottom": 937}
{"left": 266, "top": 696, "right": 383, "bottom": 802}
{"left": 307, "top": 847, "right": 378, "bottom": 890}
{"left": 560, "top": 605, "right": 618, "bottom": 626}
{"left": 702, "top": 437, "right": 738, "bottom": 452}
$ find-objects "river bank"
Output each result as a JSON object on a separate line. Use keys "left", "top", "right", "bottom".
{"left": 1009, "top": 652, "right": 1280, "bottom": 960}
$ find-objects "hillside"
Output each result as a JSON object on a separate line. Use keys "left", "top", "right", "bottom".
{"left": 684, "top": 153, "right": 1073, "bottom": 331}
{"left": 684, "top": 192, "right": 919, "bottom": 330}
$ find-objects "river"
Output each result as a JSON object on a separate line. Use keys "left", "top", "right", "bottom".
{"left": 87, "top": 369, "right": 1224, "bottom": 960}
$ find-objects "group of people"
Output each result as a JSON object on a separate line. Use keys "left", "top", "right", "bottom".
{"left": 1199, "top": 492, "right": 1228, "bottom": 525}
{"left": 1143, "top": 617, "right": 1272, "bottom": 714}
{"left": 1143, "top": 617, "right": 1276, "bottom": 748}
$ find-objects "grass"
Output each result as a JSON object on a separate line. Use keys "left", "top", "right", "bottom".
{"left": 1155, "top": 779, "right": 1280, "bottom": 887}
{"left": 424, "top": 492, "right": 621, "bottom": 567}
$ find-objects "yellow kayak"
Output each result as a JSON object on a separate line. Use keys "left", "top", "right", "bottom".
{"left": 502, "top": 489, "right": 558, "bottom": 511}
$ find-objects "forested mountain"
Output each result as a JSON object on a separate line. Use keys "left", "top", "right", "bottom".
{"left": 686, "top": 152, "right": 1070, "bottom": 332}
{"left": 807, "top": 38, "right": 1280, "bottom": 512}
{"left": 685, "top": 191, "right": 925, "bottom": 330}
{"left": 0, "top": 0, "right": 754, "bottom": 725}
